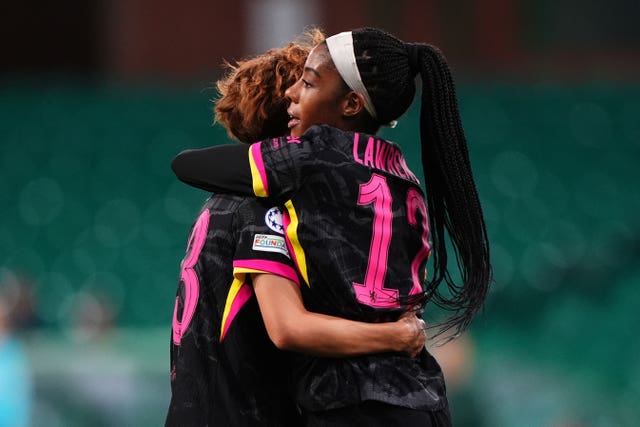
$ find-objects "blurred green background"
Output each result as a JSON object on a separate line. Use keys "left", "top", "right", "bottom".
{"left": 1, "top": 1, "right": 639, "bottom": 426}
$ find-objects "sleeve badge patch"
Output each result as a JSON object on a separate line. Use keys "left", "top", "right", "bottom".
{"left": 252, "top": 234, "right": 289, "bottom": 258}
{"left": 264, "top": 206, "right": 284, "bottom": 234}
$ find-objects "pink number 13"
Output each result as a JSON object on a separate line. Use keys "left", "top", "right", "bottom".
{"left": 353, "top": 174, "right": 429, "bottom": 308}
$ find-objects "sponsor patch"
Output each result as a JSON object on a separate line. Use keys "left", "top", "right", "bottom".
{"left": 252, "top": 234, "right": 289, "bottom": 257}
{"left": 264, "top": 206, "right": 284, "bottom": 234}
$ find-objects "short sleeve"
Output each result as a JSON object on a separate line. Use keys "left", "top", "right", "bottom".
{"left": 232, "top": 199, "right": 300, "bottom": 285}
{"left": 248, "top": 126, "right": 336, "bottom": 202}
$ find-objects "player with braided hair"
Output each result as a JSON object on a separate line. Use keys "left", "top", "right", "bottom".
{"left": 166, "top": 28, "right": 430, "bottom": 427}
{"left": 173, "top": 27, "right": 492, "bottom": 426}
{"left": 346, "top": 29, "right": 492, "bottom": 337}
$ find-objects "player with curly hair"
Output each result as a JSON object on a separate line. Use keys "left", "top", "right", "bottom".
{"left": 173, "top": 27, "right": 494, "bottom": 426}
{"left": 166, "top": 28, "right": 429, "bottom": 427}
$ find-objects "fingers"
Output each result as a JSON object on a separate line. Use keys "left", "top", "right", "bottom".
{"left": 397, "top": 311, "right": 428, "bottom": 357}
{"left": 399, "top": 310, "right": 424, "bottom": 330}
{"left": 405, "top": 313, "right": 427, "bottom": 336}
{"left": 409, "top": 336, "right": 426, "bottom": 358}
{"left": 410, "top": 316, "right": 427, "bottom": 358}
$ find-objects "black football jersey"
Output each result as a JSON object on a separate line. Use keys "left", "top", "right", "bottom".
{"left": 171, "top": 124, "right": 448, "bottom": 412}
{"left": 248, "top": 124, "right": 446, "bottom": 411}
{"left": 249, "top": 125, "right": 429, "bottom": 319}
{"left": 165, "top": 194, "right": 301, "bottom": 426}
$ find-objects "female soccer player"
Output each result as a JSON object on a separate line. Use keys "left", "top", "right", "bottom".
{"left": 166, "top": 29, "right": 429, "bottom": 427}
{"left": 172, "top": 28, "right": 493, "bottom": 426}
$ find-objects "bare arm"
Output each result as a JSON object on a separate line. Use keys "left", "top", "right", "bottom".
{"left": 252, "top": 273, "right": 426, "bottom": 358}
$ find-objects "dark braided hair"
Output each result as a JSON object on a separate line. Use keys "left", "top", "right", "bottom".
{"left": 352, "top": 28, "right": 493, "bottom": 340}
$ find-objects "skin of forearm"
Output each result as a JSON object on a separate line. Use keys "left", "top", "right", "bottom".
{"left": 274, "top": 310, "right": 405, "bottom": 357}
{"left": 252, "top": 273, "right": 411, "bottom": 357}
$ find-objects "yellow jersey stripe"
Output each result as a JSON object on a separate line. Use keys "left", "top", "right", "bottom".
{"left": 284, "top": 200, "right": 309, "bottom": 286}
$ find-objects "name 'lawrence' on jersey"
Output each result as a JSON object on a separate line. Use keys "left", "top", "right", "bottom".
{"left": 249, "top": 124, "right": 430, "bottom": 321}
{"left": 248, "top": 124, "right": 447, "bottom": 413}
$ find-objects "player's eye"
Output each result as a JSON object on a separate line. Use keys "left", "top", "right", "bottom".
{"left": 301, "top": 79, "right": 312, "bottom": 88}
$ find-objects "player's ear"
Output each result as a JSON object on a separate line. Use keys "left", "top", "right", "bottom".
{"left": 342, "top": 91, "right": 366, "bottom": 118}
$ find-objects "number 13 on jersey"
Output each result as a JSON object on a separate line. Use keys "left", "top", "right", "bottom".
{"left": 352, "top": 174, "right": 430, "bottom": 308}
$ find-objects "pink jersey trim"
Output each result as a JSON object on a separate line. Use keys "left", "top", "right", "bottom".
{"left": 233, "top": 259, "right": 300, "bottom": 286}
{"left": 249, "top": 142, "right": 269, "bottom": 197}
{"left": 282, "top": 202, "right": 309, "bottom": 286}
{"left": 220, "top": 280, "right": 253, "bottom": 341}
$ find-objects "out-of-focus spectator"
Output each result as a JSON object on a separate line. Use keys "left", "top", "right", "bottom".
{"left": 429, "top": 334, "right": 475, "bottom": 391}
{"left": 0, "top": 277, "right": 33, "bottom": 427}
{"left": 70, "top": 291, "right": 116, "bottom": 342}
{"left": 0, "top": 271, "right": 38, "bottom": 332}
{"left": 429, "top": 334, "right": 486, "bottom": 427}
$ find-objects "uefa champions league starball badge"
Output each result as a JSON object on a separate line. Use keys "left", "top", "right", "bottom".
{"left": 264, "top": 206, "right": 284, "bottom": 234}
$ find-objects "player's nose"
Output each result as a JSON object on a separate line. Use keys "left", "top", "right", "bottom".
{"left": 285, "top": 80, "right": 300, "bottom": 103}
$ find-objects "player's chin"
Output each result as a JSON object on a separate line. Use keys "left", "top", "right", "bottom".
{"left": 291, "top": 126, "right": 309, "bottom": 138}
{"left": 288, "top": 119, "right": 305, "bottom": 138}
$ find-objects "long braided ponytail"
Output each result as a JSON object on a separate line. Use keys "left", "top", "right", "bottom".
{"left": 352, "top": 28, "right": 493, "bottom": 339}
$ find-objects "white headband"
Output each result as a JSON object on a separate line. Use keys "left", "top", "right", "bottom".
{"left": 325, "top": 31, "right": 378, "bottom": 120}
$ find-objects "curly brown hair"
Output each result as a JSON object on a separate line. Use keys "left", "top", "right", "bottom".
{"left": 214, "top": 28, "right": 325, "bottom": 144}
